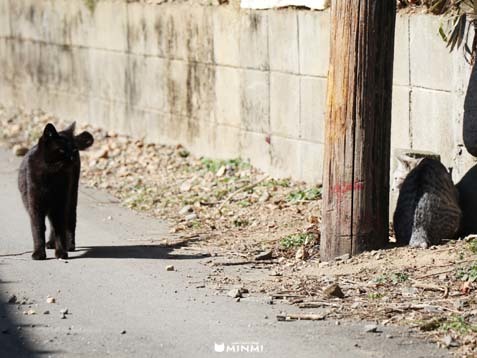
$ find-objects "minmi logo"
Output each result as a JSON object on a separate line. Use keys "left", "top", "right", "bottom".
{"left": 214, "top": 342, "right": 264, "bottom": 353}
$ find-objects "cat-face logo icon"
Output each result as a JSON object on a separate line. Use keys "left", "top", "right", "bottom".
{"left": 214, "top": 343, "right": 225, "bottom": 353}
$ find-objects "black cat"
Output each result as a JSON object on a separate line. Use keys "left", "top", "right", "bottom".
{"left": 18, "top": 122, "right": 94, "bottom": 260}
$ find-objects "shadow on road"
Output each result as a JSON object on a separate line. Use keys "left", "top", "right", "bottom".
{"left": 0, "top": 279, "right": 58, "bottom": 357}
{"left": 75, "top": 244, "right": 209, "bottom": 260}
{"left": 75, "top": 236, "right": 208, "bottom": 260}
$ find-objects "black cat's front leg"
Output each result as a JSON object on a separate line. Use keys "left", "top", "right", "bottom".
{"left": 67, "top": 170, "right": 79, "bottom": 252}
{"left": 46, "top": 220, "right": 55, "bottom": 249}
{"left": 66, "top": 191, "right": 77, "bottom": 252}
{"left": 29, "top": 211, "right": 47, "bottom": 260}
{"left": 49, "top": 213, "right": 68, "bottom": 260}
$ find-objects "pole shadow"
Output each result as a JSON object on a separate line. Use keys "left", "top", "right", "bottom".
{"left": 73, "top": 236, "right": 208, "bottom": 260}
{"left": 0, "top": 281, "right": 59, "bottom": 357}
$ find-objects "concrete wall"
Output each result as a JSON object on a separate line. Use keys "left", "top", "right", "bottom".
{"left": 0, "top": 1, "right": 475, "bottom": 183}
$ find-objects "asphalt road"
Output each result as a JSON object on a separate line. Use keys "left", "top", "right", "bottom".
{"left": 0, "top": 147, "right": 448, "bottom": 358}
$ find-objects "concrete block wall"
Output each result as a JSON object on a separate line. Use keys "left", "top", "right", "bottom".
{"left": 0, "top": 1, "right": 475, "bottom": 184}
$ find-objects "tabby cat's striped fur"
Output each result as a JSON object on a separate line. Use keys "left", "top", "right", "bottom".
{"left": 393, "top": 157, "right": 461, "bottom": 248}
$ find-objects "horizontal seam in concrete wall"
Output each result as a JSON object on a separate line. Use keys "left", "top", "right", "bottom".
{"left": 7, "top": 79, "right": 327, "bottom": 147}
{"left": 0, "top": 36, "right": 330, "bottom": 80}
{"left": 409, "top": 84, "right": 453, "bottom": 94}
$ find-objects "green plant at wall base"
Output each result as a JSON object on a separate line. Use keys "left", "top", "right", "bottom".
{"left": 367, "top": 293, "right": 383, "bottom": 300}
{"left": 390, "top": 272, "right": 409, "bottom": 284}
{"left": 233, "top": 218, "right": 249, "bottom": 228}
{"left": 263, "top": 178, "right": 291, "bottom": 188}
{"left": 456, "top": 263, "right": 477, "bottom": 281}
{"left": 200, "top": 158, "right": 250, "bottom": 174}
{"left": 468, "top": 238, "right": 477, "bottom": 253}
{"left": 372, "top": 275, "right": 387, "bottom": 284}
{"left": 286, "top": 188, "right": 321, "bottom": 202}
{"left": 280, "top": 233, "right": 313, "bottom": 249}
{"left": 441, "top": 316, "right": 477, "bottom": 334}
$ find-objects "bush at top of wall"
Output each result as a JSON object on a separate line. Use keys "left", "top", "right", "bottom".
{"left": 84, "top": 0, "right": 97, "bottom": 13}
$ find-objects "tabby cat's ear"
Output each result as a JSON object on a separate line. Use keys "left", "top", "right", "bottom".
{"left": 42, "top": 123, "right": 58, "bottom": 139}
{"left": 64, "top": 122, "right": 76, "bottom": 135}
{"left": 397, "top": 154, "right": 418, "bottom": 170}
{"left": 75, "top": 131, "right": 94, "bottom": 150}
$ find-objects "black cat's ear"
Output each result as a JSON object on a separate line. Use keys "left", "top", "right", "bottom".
{"left": 42, "top": 123, "right": 58, "bottom": 139}
{"left": 75, "top": 131, "right": 94, "bottom": 150}
{"left": 64, "top": 122, "right": 76, "bottom": 135}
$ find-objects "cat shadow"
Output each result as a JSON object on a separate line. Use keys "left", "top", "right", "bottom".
{"left": 456, "top": 163, "right": 477, "bottom": 236}
{"left": 73, "top": 236, "right": 208, "bottom": 260}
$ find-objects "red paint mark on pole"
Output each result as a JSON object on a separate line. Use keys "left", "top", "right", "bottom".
{"left": 332, "top": 181, "right": 364, "bottom": 198}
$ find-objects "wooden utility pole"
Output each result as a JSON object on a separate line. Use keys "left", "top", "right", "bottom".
{"left": 320, "top": 1, "right": 396, "bottom": 261}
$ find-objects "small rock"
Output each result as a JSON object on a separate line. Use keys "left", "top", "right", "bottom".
{"left": 351, "top": 302, "right": 360, "bottom": 309}
{"left": 185, "top": 213, "right": 197, "bottom": 221}
{"left": 259, "top": 191, "right": 271, "bottom": 203}
{"left": 335, "top": 253, "right": 350, "bottom": 261}
{"left": 180, "top": 179, "right": 193, "bottom": 192}
{"left": 255, "top": 250, "right": 273, "bottom": 261}
{"left": 400, "top": 287, "right": 418, "bottom": 297}
{"left": 443, "top": 335, "right": 459, "bottom": 348}
{"left": 227, "top": 288, "right": 243, "bottom": 298}
{"left": 454, "top": 299, "right": 469, "bottom": 311}
{"left": 216, "top": 166, "right": 226, "bottom": 177}
{"left": 13, "top": 145, "right": 28, "bottom": 157}
{"left": 94, "top": 146, "right": 109, "bottom": 159}
{"left": 120, "top": 330, "right": 127, "bottom": 335}
{"left": 46, "top": 296, "right": 56, "bottom": 304}
{"left": 323, "top": 283, "right": 345, "bottom": 299}
{"left": 318, "top": 262, "right": 329, "bottom": 268}
{"left": 179, "top": 205, "right": 193, "bottom": 215}
{"left": 7, "top": 295, "right": 17, "bottom": 304}
{"left": 166, "top": 265, "right": 175, "bottom": 271}
{"left": 295, "top": 246, "right": 307, "bottom": 260}
{"left": 60, "top": 308, "right": 68, "bottom": 319}
{"left": 235, "top": 297, "right": 241, "bottom": 302}
{"left": 386, "top": 335, "right": 393, "bottom": 339}
{"left": 43, "top": 310, "right": 50, "bottom": 315}
{"left": 438, "top": 273, "right": 448, "bottom": 281}
{"left": 24, "top": 309, "right": 36, "bottom": 316}
{"left": 364, "top": 324, "right": 378, "bottom": 333}
{"left": 308, "top": 215, "right": 319, "bottom": 224}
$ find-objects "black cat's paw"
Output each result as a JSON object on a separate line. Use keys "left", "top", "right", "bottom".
{"left": 55, "top": 250, "right": 68, "bottom": 260}
{"left": 32, "top": 250, "right": 47, "bottom": 260}
{"left": 46, "top": 240, "right": 55, "bottom": 249}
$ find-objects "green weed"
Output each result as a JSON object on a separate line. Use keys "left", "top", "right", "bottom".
{"left": 441, "top": 316, "right": 477, "bottom": 334}
{"left": 457, "top": 263, "right": 477, "bottom": 282}
{"left": 280, "top": 233, "right": 313, "bottom": 249}
{"left": 286, "top": 188, "right": 321, "bottom": 202}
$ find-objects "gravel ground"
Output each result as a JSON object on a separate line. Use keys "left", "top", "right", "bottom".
{"left": 2, "top": 104, "right": 477, "bottom": 356}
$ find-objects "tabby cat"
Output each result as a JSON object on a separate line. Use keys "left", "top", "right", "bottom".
{"left": 393, "top": 155, "right": 461, "bottom": 248}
